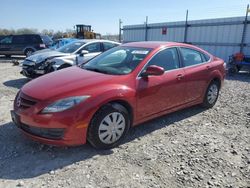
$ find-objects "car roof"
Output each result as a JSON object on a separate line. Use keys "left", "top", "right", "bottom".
{"left": 122, "top": 41, "right": 196, "bottom": 49}
{"left": 76, "top": 39, "right": 120, "bottom": 44}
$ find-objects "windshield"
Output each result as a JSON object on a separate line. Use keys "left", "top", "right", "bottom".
{"left": 57, "top": 41, "right": 85, "bottom": 53}
{"left": 82, "top": 46, "right": 152, "bottom": 75}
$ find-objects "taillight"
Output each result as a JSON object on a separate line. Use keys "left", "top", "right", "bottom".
{"left": 39, "top": 44, "right": 46, "bottom": 48}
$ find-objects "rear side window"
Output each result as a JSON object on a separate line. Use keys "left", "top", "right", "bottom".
{"left": 13, "top": 35, "right": 26, "bottom": 44}
{"left": 180, "top": 48, "right": 204, "bottom": 67}
{"left": 146, "top": 48, "right": 180, "bottom": 71}
{"left": 201, "top": 53, "right": 211, "bottom": 62}
{"left": 103, "top": 42, "right": 118, "bottom": 51}
{"left": 25, "top": 35, "right": 42, "bottom": 44}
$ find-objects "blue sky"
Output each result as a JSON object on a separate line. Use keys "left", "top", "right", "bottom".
{"left": 0, "top": 0, "right": 249, "bottom": 34}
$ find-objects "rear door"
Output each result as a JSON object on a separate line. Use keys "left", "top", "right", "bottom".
{"left": 136, "top": 47, "right": 186, "bottom": 120}
{"left": 0, "top": 36, "right": 13, "bottom": 55}
{"left": 11, "top": 35, "right": 27, "bottom": 55}
{"left": 179, "top": 47, "right": 211, "bottom": 103}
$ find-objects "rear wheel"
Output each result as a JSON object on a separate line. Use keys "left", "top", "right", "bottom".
{"left": 87, "top": 103, "right": 130, "bottom": 149}
{"left": 25, "top": 49, "right": 34, "bottom": 57}
{"left": 202, "top": 81, "right": 220, "bottom": 108}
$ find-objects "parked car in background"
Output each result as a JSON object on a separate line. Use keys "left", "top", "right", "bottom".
{"left": 0, "top": 34, "right": 53, "bottom": 57}
{"left": 21, "top": 39, "right": 120, "bottom": 78}
{"left": 11, "top": 42, "right": 225, "bottom": 149}
{"left": 0, "top": 35, "right": 5, "bottom": 41}
{"left": 50, "top": 38, "right": 78, "bottom": 50}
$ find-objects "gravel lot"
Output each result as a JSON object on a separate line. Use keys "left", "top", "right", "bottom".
{"left": 0, "top": 61, "right": 249, "bottom": 188}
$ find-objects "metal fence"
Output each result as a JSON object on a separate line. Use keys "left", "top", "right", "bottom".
{"left": 122, "top": 13, "right": 250, "bottom": 61}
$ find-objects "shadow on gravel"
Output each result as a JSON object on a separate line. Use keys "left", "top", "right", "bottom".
{"left": 125, "top": 105, "right": 204, "bottom": 143}
{"left": 226, "top": 72, "right": 250, "bottom": 83}
{"left": 0, "top": 105, "right": 204, "bottom": 180}
{"left": 3, "top": 78, "right": 29, "bottom": 89}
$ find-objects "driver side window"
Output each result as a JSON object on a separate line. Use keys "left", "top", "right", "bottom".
{"left": 145, "top": 48, "right": 180, "bottom": 71}
{"left": 83, "top": 42, "right": 101, "bottom": 53}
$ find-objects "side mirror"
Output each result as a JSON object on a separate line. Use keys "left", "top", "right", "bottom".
{"left": 141, "top": 65, "right": 164, "bottom": 77}
{"left": 79, "top": 50, "right": 89, "bottom": 57}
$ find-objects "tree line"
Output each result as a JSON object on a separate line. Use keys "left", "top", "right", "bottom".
{"left": 0, "top": 28, "right": 120, "bottom": 41}
{"left": 0, "top": 28, "right": 75, "bottom": 39}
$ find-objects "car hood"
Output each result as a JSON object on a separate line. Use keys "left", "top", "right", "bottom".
{"left": 26, "top": 50, "right": 70, "bottom": 64}
{"left": 21, "top": 67, "right": 117, "bottom": 100}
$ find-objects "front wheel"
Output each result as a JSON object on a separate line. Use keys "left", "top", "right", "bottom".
{"left": 87, "top": 103, "right": 130, "bottom": 149}
{"left": 202, "top": 81, "right": 220, "bottom": 108}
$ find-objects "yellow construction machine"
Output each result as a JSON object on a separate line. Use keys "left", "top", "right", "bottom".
{"left": 75, "top": 25, "right": 101, "bottom": 39}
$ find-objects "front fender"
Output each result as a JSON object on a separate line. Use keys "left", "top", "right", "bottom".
{"left": 78, "top": 85, "right": 137, "bottom": 125}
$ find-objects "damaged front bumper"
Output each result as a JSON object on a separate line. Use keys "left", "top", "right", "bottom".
{"left": 21, "top": 60, "right": 53, "bottom": 78}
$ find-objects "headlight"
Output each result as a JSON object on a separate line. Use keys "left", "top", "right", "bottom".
{"left": 41, "top": 96, "right": 90, "bottom": 113}
{"left": 38, "top": 59, "right": 53, "bottom": 69}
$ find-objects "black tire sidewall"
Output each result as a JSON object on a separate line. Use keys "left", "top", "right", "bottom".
{"left": 87, "top": 104, "right": 130, "bottom": 149}
{"left": 25, "top": 49, "right": 34, "bottom": 57}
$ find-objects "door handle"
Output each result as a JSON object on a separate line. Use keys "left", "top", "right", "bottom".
{"left": 177, "top": 74, "right": 184, "bottom": 80}
{"left": 206, "top": 65, "right": 211, "bottom": 70}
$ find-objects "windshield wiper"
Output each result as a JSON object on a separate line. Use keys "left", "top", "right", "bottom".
{"left": 83, "top": 67, "right": 110, "bottom": 74}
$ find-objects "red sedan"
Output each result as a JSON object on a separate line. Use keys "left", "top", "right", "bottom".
{"left": 11, "top": 42, "right": 225, "bottom": 149}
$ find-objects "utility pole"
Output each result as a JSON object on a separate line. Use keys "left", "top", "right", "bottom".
{"left": 145, "top": 16, "right": 148, "bottom": 41}
{"left": 184, "top": 10, "right": 189, "bottom": 43}
{"left": 240, "top": 4, "right": 249, "bottom": 53}
{"left": 119, "top": 19, "right": 122, "bottom": 43}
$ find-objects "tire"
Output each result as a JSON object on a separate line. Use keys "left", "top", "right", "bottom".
{"left": 5, "top": 55, "right": 11, "bottom": 58}
{"left": 228, "top": 67, "right": 237, "bottom": 76}
{"left": 202, "top": 81, "right": 220, "bottom": 108}
{"left": 57, "top": 64, "right": 71, "bottom": 70}
{"left": 87, "top": 103, "right": 131, "bottom": 149}
{"left": 25, "top": 49, "right": 34, "bottom": 57}
{"left": 236, "top": 65, "right": 241, "bottom": 72}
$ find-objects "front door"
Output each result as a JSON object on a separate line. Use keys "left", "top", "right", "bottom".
{"left": 77, "top": 42, "right": 102, "bottom": 64}
{"left": 136, "top": 48, "right": 186, "bottom": 120}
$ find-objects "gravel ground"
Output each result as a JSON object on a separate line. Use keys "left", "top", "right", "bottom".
{"left": 0, "top": 62, "right": 249, "bottom": 188}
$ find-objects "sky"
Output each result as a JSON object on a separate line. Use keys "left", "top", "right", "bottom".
{"left": 0, "top": 0, "right": 249, "bottom": 35}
